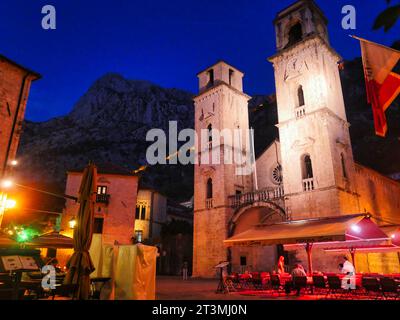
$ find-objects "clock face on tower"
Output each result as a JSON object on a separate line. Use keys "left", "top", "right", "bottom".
{"left": 284, "top": 56, "right": 307, "bottom": 81}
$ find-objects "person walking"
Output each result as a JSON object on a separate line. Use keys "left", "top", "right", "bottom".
{"left": 182, "top": 261, "right": 189, "bottom": 280}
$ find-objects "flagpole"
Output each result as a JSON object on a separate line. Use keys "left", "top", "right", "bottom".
{"left": 349, "top": 35, "right": 400, "bottom": 54}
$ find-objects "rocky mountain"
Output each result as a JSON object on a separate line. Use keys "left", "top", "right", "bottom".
{"left": 16, "top": 74, "right": 195, "bottom": 205}
{"left": 16, "top": 50, "right": 400, "bottom": 211}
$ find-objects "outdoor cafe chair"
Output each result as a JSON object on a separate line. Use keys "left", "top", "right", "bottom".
{"left": 229, "top": 273, "right": 241, "bottom": 290}
{"left": 250, "top": 273, "right": 263, "bottom": 290}
{"left": 269, "top": 274, "right": 285, "bottom": 295}
{"left": 380, "top": 277, "right": 400, "bottom": 300}
{"left": 312, "top": 275, "right": 327, "bottom": 294}
{"left": 0, "top": 274, "right": 14, "bottom": 300}
{"left": 326, "top": 275, "right": 350, "bottom": 299}
{"left": 292, "top": 276, "right": 309, "bottom": 295}
{"left": 50, "top": 284, "right": 79, "bottom": 300}
{"left": 239, "top": 273, "right": 252, "bottom": 290}
{"left": 362, "top": 277, "right": 382, "bottom": 299}
{"left": 260, "top": 272, "right": 270, "bottom": 288}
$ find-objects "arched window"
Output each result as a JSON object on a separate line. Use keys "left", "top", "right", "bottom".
{"left": 341, "top": 153, "right": 348, "bottom": 179}
{"left": 207, "top": 124, "right": 213, "bottom": 150}
{"left": 302, "top": 154, "right": 314, "bottom": 179}
{"left": 297, "top": 85, "right": 305, "bottom": 107}
{"left": 206, "top": 178, "right": 213, "bottom": 199}
{"left": 207, "top": 69, "right": 214, "bottom": 87}
{"left": 207, "top": 124, "right": 212, "bottom": 142}
{"left": 288, "top": 23, "right": 303, "bottom": 47}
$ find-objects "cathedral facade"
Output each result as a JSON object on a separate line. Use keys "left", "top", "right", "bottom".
{"left": 193, "top": 0, "right": 400, "bottom": 277}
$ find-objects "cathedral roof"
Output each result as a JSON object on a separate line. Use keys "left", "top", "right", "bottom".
{"left": 196, "top": 60, "right": 244, "bottom": 76}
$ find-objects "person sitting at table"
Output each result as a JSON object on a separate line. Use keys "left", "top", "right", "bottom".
{"left": 292, "top": 264, "right": 307, "bottom": 278}
{"left": 285, "top": 264, "right": 307, "bottom": 295}
{"left": 341, "top": 256, "right": 356, "bottom": 290}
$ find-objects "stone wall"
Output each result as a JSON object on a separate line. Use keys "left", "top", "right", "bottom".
{"left": 62, "top": 172, "right": 139, "bottom": 245}
{"left": 0, "top": 56, "right": 38, "bottom": 178}
{"left": 355, "top": 164, "right": 400, "bottom": 223}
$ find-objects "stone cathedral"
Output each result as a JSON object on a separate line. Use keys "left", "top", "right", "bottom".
{"left": 193, "top": 0, "right": 400, "bottom": 277}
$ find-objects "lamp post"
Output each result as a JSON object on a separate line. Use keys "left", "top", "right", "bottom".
{"left": 1, "top": 177, "right": 78, "bottom": 229}
{"left": 69, "top": 217, "right": 77, "bottom": 229}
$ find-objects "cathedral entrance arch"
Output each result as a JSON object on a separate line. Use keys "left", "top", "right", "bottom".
{"left": 228, "top": 201, "right": 286, "bottom": 237}
{"left": 227, "top": 202, "right": 286, "bottom": 273}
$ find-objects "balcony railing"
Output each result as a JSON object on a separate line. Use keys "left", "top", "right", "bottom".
{"left": 295, "top": 106, "right": 306, "bottom": 119}
{"left": 206, "top": 198, "right": 213, "bottom": 209}
{"left": 228, "top": 186, "right": 284, "bottom": 209}
{"left": 96, "top": 194, "right": 110, "bottom": 204}
{"left": 303, "top": 178, "right": 315, "bottom": 192}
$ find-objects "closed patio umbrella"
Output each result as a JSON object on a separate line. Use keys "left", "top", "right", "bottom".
{"left": 64, "top": 163, "right": 97, "bottom": 299}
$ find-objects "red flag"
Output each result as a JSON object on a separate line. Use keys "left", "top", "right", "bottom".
{"left": 357, "top": 37, "right": 400, "bottom": 137}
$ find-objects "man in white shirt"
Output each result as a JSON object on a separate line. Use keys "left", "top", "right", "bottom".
{"left": 341, "top": 256, "right": 356, "bottom": 290}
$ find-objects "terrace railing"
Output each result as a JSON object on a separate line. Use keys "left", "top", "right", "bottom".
{"left": 303, "top": 178, "right": 315, "bottom": 192}
{"left": 96, "top": 194, "right": 110, "bottom": 204}
{"left": 228, "top": 186, "right": 284, "bottom": 209}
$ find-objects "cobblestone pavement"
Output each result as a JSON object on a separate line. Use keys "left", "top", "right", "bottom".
{"left": 156, "top": 276, "right": 337, "bottom": 300}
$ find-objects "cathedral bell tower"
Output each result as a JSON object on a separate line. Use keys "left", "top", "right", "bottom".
{"left": 192, "top": 61, "right": 253, "bottom": 277}
{"left": 269, "top": 0, "right": 360, "bottom": 220}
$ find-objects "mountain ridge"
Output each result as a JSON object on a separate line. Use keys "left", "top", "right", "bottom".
{"left": 16, "top": 56, "right": 400, "bottom": 210}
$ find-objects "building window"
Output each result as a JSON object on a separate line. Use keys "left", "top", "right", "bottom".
{"left": 206, "top": 178, "right": 213, "bottom": 199}
{"left": 135, "top": 230, "right": 143, "bottom": 243}
{"left": 97, "top": 186, "right": 108, "bottom": 195}
{"left": 302, "top": 154, "right": 314, "bottom": 179}
{"left": 229, "top": 69, "right": 234, "bottom": 86}
{"left": 287, "top": 22, "right": 303, "bottom": 46}
{"left": 93, "top": 218, "right": 104, "bottom": 234}
{"left": 341, "top": 153, "right": 348, "bottom": 179}
{"left": 135, "top": 202, "right": 147, "bottom": 220}
{"left": 272, "top": 165, "right": 283, "bottom": 185}
{"left": 240, "top": 256, "right": 247, "bottom": 266}
{"left": 207, "top": 124, "right": 212, "bottom": 150}
{"left": 207, "top": 69, "right": 214, "bottom": 87}
{"left": 297, "top": 85, "right": 305, "bottom": 107}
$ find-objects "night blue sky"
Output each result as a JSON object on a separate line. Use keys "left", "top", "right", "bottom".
{"left": 0, "top": 0, "right": 398, "bottom": 122}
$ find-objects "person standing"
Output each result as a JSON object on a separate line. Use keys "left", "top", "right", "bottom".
{"left": 341, "top": 256, "right": 356, "bottom": 290}
{"left": 278, "top": 256, "right": 285, "bottom": 274}
{"left": 182, "top": 261, "right": 189, "bottom": 280}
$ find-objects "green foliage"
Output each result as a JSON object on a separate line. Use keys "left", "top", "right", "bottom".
{"left": 2, "top": 223, "right": 40, "bottom": 243}
{"left": 374, "top": 1, "right": 400, "bottom": 32}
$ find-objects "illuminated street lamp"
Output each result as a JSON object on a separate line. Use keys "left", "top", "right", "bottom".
{"left": 10, "top": 160, "right": 18, "bottom": 166}
{"left": 69, "top": 218, "right": 77, "bottom": 229}
{"left": 1, "top": 180, "right": 13, "bottom": 189}
{"left": 5, "top": 199, "right": 16, "bottom": 209}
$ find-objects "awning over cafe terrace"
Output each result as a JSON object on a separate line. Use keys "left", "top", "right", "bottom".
{"left": 224, "top": 214, "right": 391, "bottom": 274}
{"left": 224, "top": 214, "right": 389, "bottom": 248}
{"left": 322, "top": 225, "right": 400, "bottom": 256}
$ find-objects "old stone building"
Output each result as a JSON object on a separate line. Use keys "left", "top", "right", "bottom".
{"left": 134, "top": 188, "right": 167, "bottom": 244}
{"left": 193, "top": 0, "right": 400, "bottom": 277}
{"left": 0, "top": 55, "right": 40, "bottom": 227}
{"left": 61, "top": 163, "right": 139, "bottom": 245}
{"left": 61, "top": 163, "right": 194, "bottom": 272}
